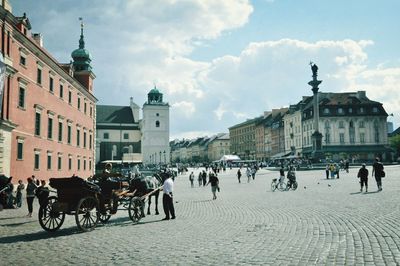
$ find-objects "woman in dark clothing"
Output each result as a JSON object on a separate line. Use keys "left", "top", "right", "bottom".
{"left": 26, "top": 177, "right": 37, "bottom": 217}
{"left": 207, "top": 173, "right": 219, "bottom": 200}
{"left": 357, "top": 163, "right": 369, "bottom": 192}
{"left": 237, "top": 169, "right": 242, "bottom": 183}
{"left": 372, "top": 157, "right": 384, "bottom": 191}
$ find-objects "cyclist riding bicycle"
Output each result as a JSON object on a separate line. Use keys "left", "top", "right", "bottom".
{"left": 287, "top": 166, "right": 296, "bottom": 183}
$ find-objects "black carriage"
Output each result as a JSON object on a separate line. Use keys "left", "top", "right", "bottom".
{"left": 38, "top": 176, "right": 102, "bottom": 232}
{"left": 0, "top": 175, "right": 12, "bottom": 211}
{"left": 39, "top": 174, "right": 157, "bottom": 232}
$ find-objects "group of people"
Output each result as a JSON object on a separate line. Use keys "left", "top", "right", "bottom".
{"left": 0, "top": 175, "right": 50, "bottom": 217}
{"left": 357, "top": 158, "right": 385, "bottom": 192}
{"left": 236, "top": 165, "right": 258, "bottom": 183}
{"left": 188, "top": 169, "right": 220, "bottom": 200}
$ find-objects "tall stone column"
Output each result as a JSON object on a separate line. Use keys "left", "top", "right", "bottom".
{"left": 308, "top": 63, "right": 323, "bottom": 161}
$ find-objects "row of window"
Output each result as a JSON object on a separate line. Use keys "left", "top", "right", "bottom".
{"left": 33, "top": 110, "right": 93, "bottom": 149}
{"left": 323, "top": 131, "right": 380, "bottom": 144}
{"left": 18, "top": 52, "right": 93, "bottom": 117}
{"left": 17, "top": 144, "right": 92, "bottom": 172}
{"left": 322, "top": 106, "right": 379, "bottom": 115}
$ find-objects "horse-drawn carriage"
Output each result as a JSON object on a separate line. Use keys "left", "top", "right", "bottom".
{"left": 0, "top": 175, "right": 12, "bottom": 211}
{"left": 39, "top": 169, "right": 169, "bottom": 232}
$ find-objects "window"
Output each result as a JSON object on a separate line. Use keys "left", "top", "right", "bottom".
{"left": 47, "top": 154, "right": 52, "bottom": 170}
{"left": 58, "top": 156, "right": 62, "bottom": 170}
{"left": 325, "top": 133, "right": 330, "bottom": 144}
{"left": 20, "top": 55, "right": 26, "bottom": 66}
{"left": 68, "top": 156, "right": 72, "bottom": 170}
{"left": 83, "top": 132, "right": 87, "bottom": 148}
{"left": 360, "top": 107, "right": 364, "bottom": 113}
{"left": 360, "top": 133, "right": 365, "bottom": 143}
{"left": 77, "top": 98, "right": 81, "bottom": 110}
{"left": 77, "top": 159, "right": 81, "bottom": 170}
{"left": 155, "top": 121, "right": 160, "bottom": 128}
{"left": 348, "top": 108, "right": 353, "bottom": 114}
{"left": 338, "top": 121, "right": 344, "bottom": 128}
{"left": 17, "top": 142, "right": 23, "bottom": 160}
{"left": 35, "top": 112, "right": 41, "bottom": 136}
{"left": 34, "top": 153, "right": 40, "bottom": 170}
{"left": 350, "top": 134, "right": 355, "bottom": 144}
{"left": 156, "top": 113, "right": 159, "bottom": 117}
{"left": 324, "top": 121, "right": 330, "bottom": 129}
{"left": 18, "top": 87, "right": 25, "bottom": 108}
{"left": 89, "top": 160, "right": 92, "bottom": 170}
{"left": 89, "top": 134, "right": 92, "bottom": 149}
{"left": 59, "top": 84, "right": 64, "bottom": 98}
{"left": 338, "top": 108, "right": 344, "bottom": 114}
{"left": 76, "top": 129, "right": 80, "bottom": 146}
{"left": 37, "top": 68, "right": 42, "bottom": 84}
{"left": 67, "top": 125, "right": 72, "bottom": 144}
{"left": 90, "top": 106, "right": 93, "bottom": 117}
{"left": 372, "top": 107, "right": 378, "bottom": 113}
{"left": 359, "top": 121, "right": 365, "bottom": 128}
{"left": 123, "top": 133, "right": 129, "bottom": 140}
{"left": 84, "top": 102, "right": 87, "bottom": 114}
{"left": 68, "top": 91, "right": 72, "bottom": 104}
{"left": 49, "top": 77, "right": 54, "bottom": 93}
{"left": 103, "top": 132, "right": 109, "bottom": 139}
{"left": 58, "top": 122, "right": 63, "bottom": 142}
{"left": 323, "top": 108, "right": 330, "bottom": 114}
{"left": 84, "top": 160, "right": 86, "bottom": 170}
{"left": 339, "top": 133, "right": 345, "bottom": 144}
{"left": 47, "top": 117, "right": 53, "bottom": 139}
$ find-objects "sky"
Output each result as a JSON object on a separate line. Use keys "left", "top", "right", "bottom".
{"left": 12, "top": 0, "right": 400, "bottom": 140}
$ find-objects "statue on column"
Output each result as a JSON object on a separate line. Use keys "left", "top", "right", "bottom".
{"left": 311, "top": 63, "right": 318, "bottom": 77}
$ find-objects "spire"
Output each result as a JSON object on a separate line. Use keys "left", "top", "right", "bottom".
{"left": 79, "top": 17, "right": 85, "bottom": 49}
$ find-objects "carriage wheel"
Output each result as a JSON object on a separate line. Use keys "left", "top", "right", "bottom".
{"left": 38, "top": 196, "right": 65, "bottom": 232}
{"left": 99, "top": 213, "right": 111, "bottom": 223}
{"left": 128, "top": 197, "right": 143, "bottom": 223}
{"left": 75, "top": 196, "right": 99, "bottom": 232}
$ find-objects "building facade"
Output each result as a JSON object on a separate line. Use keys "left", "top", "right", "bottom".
{"left": 96, "top": 97, "right": 141, "bottom": 165}
{"left": 229, "top": 117, "right": 259, "bottom": 160}
{"left": 207, "top": 133, "right": 230, "bottom": 162}
{"left": 0, "top": 2, "right": 96, "bottom": 180}
{"left": 141, "top": 87, "right": 170, "bottom": 164}
{"left": 301, "top": 91, "right": 389, "bottom": 160}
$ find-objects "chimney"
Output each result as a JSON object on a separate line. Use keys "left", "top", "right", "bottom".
{"left": 32, "top": 33, "right": 43, "bottom": 47}
{"left": 357, "top": 91, "right": 366, "bottom": 99}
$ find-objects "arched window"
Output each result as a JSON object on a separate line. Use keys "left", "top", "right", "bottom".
{"left": 155, "top": 121, "right": 160, "bottom": 128}
{"left": 324, "top": 121, "right": 330, "bottom": 128}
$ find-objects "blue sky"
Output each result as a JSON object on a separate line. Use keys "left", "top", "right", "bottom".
{"left": 12, "top": 0, "right": 400, "bottom": 139}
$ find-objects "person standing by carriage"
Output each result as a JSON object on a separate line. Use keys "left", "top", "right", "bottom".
{"left": 15, "top": 179, "right": 25, "bottom": 208}
{"left": 162, "top": 174, "right": 175, "bottom": 220}
{"left": 26, "top": 177, "right": 37, "bottom": 217}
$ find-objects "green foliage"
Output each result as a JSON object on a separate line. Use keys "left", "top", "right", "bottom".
{"left": 389, "top": 135, "right": 400, "bottom": 152}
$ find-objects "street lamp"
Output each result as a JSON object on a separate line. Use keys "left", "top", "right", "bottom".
{"left": 159, "top": 151, "right": 162, "bottom": 164}
{"left": 163, "top": 150, "right": 166, "bottom": 163}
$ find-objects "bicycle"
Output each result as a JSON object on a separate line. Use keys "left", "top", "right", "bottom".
{"left": 271, "top": 178, "right": 287, "bottom": 192}
{"left": 285, "top": 179, "right": 298, "bottom": 191}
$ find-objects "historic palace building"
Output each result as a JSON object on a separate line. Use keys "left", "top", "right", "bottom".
{"left": 0, "top": 2, "right": 96, "bottom": 179}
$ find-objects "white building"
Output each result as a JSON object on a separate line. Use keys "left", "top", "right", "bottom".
{"left": 141, "top": 87, "right": 170, "bottom": 164}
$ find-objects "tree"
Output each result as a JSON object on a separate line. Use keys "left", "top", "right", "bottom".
{"left": 389, "top": 135, "right": 400, "bottom": 156}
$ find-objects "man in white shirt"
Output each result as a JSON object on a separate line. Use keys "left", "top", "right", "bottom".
{"left": 162, "top": 175, "right": 175, "bottom": 220}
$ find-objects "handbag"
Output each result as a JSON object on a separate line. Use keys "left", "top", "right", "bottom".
{"left": 381, "top": 170, "right": 385, "bottom": 178}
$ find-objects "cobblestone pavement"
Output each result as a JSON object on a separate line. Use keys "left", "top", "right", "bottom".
{"left": 1, "top": 165, "right": 400, "bottom": 265}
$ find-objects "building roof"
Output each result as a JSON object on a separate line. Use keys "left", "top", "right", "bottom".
{"left": 97, "top": 105, "right": 135, "bottom": 124}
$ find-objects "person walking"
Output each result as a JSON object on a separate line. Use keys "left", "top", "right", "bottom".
{"left": 26, "top": 177, "right": 37, "bottom": 217}
{"left": 279, "top": 166, "right": 285, "bottom": 189}
{"left": 357, "top": 163, "right": 368, "bottom": 192}
{"left": 335, "top": 164, "right": 340, "bottom": 179}
{"left": 162, "top": 175, "right": 175, "bottom": 220}
{"left": 189, "top": 172, "right": 195, "bottom": 188}
{"left": 246, "top": 167, "right": 251, "bottom": 183}
{"left": 198, "top": 172, "right": 202, "bottom": 187}
{"left": 237, "top": 169, "right": 242, "bottom": 183}
{"left": 372, "top": 157, "right": 384, "bottom": 191}
{"left": 202, "top": 170, "right": 207, "bottom": 186}
{"left": 325, "top": 164, "right": 330, "bottom": 179}
{"left": 207, "top": 172, "right": 219, "bottom": 200}
{"left": 15, "top": 180, "right": 24, "bottom": 208}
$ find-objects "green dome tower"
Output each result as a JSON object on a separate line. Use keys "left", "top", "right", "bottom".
{"left": 71, "top": 19, "right": 92, "bottom": 71}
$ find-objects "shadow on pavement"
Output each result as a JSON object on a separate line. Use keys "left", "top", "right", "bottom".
{"left": 0, "top": 215, "right": 28, "bottom": 221}
{"left": 0, "top": 227, "right": 82, "bottom": 244}
{"left": 0, "top": 220, "right": 37, "bottom": 227}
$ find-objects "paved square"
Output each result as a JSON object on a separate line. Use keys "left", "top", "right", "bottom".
{"left": 1, "top": 166, "right": 400, "bottom": 265}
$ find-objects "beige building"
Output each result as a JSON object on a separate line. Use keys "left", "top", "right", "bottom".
{"left": 229, "top": 117, "right": 260, "bottom": 160}
{"left": 207, "top": 133, "right": 230, "bottom": 161}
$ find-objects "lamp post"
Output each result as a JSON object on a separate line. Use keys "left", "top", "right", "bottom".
{"left": 163, "top": 150, "right": 166, "bottom": 163}
{"left": 159, "top": 151, "right": 162, "bottom": 165}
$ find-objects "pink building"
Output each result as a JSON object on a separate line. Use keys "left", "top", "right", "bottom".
{"left": 0, "top": 2, "right": 96, "bottom": 181}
